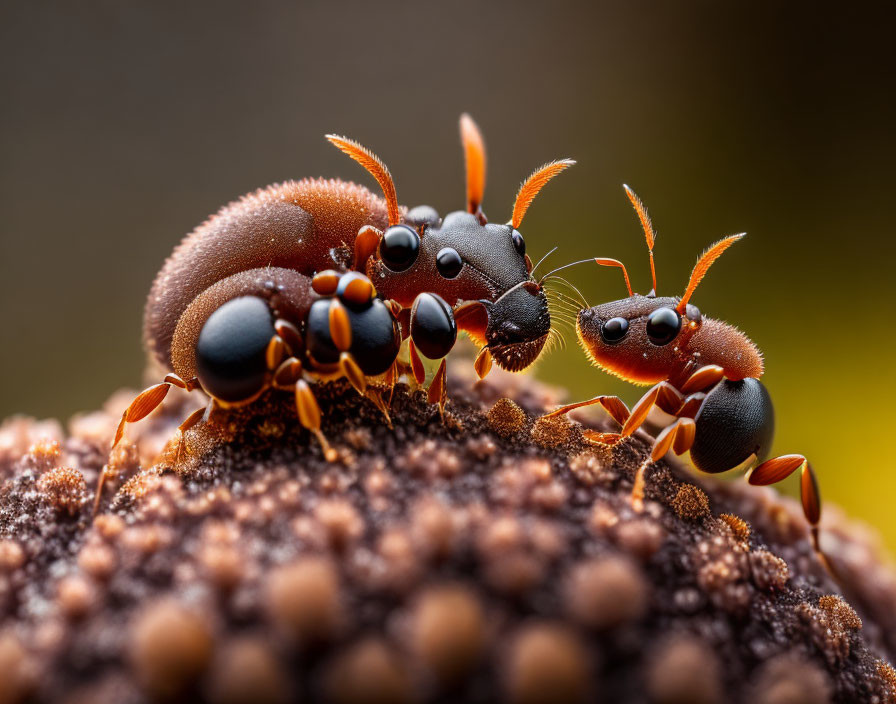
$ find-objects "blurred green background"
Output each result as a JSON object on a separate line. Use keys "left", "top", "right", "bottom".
{"left": 2, "top": 2, "right": 894, "bottom": 549}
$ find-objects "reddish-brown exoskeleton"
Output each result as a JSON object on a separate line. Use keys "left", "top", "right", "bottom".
{"left": 546, "top": 186, "right": 828, "bottom": 567}
{"left": 104, "top": 115, "right": 572, "bottom": 509}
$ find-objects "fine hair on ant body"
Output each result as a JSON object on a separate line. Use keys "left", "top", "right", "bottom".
{"left": 546, "top": 186, "right": 829, "bottom": 570}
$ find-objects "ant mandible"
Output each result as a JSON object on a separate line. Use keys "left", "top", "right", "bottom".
{"left": 546, "top": 186, "right": 828, "bottom": 568}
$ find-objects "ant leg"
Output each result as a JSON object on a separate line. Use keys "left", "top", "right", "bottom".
{"left": 408, "top": 340, "right": 426, "bottom": 385}
{"left": 274, "top": 319, "right": 303, "bottom": 355}
{"left": 169, "top": 402, "right": 212, "bottom": 471}
{"left": 630, "top": 417, "right": 696, "bottom": 511}
{"left": 365, "top": 388, "right": 393, "bottom": 429}
{"left": 98, "top": 374, "right": 199, "bottom": 514}
{"left": 383, "top": 359, "right": 399, "bottom": 399}
{"left": 265, "top": 334, "right": 287, "bottom": 372}
{"left": 326, "top": 299, "right": 384, "bottom": 406}
{"left": 676, "top": 392, "right": 708, "bottom": 419}
{"left": 339, "top": 351, "right": 394, "bottom": 426}
{"left": 474, "top": 346, "right": 493, "bottom": 379}
{"left": 454, "top": 300, "right": 490, "bottom": 379}
{"left": 112, "top": 374, "right": 200, "bottom": 449}
{"left": 748, "top": 455, "right": 828, "bottom": 566}
{"left": 618, "top": 381, "right": 685, "bottom": 437}
{"left": 328, "top": 298, "right": 353, "bottom": 353}
{"left": 339, "top": 352, "right": 367, "bottom": 395}
{"left": 582, "top": 430, "right": 626, "bottom": 445}
{"left": 544, "top": 395, "right": 631, "bottom": 447}
{"left": 543, "top": 395, "right": 631, "bottom": 426}
{"left": 679, "top": 364, "right": 725, "bottom": 394}
{"left": 295, "top": 379, "right": 337, "bottom": 462}
{"left": 272, "top": 357, "right": 304, "bottom": 390}
{"left": 427, "top": 359, "right": 448, "bottom": 418}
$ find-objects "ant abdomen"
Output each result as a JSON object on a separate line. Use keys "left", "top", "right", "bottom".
{"left": 690, "top": 378, "right": 775, "bottom": 475}
{"left": 195, "top": 296, "right": 277, "bottom": 403}
{"left": 146, "top": 179, "right": 392, "bottom": 371}
{"left": 169, "top": 267, "right": 315, "bottom": 390}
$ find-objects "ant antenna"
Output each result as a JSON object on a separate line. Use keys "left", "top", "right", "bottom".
{"left": 459, "top": 114, "right": 487, "bottom": 219}
{"left": 595, "top": 258, "right": 634, "bottom": 297}
{"left": 511, "top": 159, "right": 575, "bottom": 230}
{"left": 529, "top": 246, "right": 559, "bottom": 278}
{"left": 491, "top": 279, "right": 542, "bottom": 306}
{"left": 676, "top": 234, "right": 745, "bottom": 313}
{"left": 326, "top": 135, "right": 401, "bottom": 227}
{"left": 623, "top": 185, "right": 657, "bottom": 294}
{"left": 537, "top": 258, "right": 595, "bottom": 285}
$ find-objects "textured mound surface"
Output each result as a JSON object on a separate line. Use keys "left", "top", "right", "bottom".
{"left": 0, "top": 362, "right": 895, "bottom": 704}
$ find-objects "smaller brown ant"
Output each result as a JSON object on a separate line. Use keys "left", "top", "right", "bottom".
{"left": 547, "top": 186, "right": 829, "bottom": 568}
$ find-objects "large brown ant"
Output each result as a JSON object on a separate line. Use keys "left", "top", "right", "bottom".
{"left": 104, "top": 116, "right": 572, "bottom": 507}
{"left": 546, "top": 186, "right": 828, "bottom": 567}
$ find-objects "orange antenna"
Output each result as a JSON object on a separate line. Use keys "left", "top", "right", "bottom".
{"left": 676, "top": 234, "right": 745, "bottom": 313}
{"left": 459, "top": 113, "right": 486, "bottom": 216}
{"left": 510, "top": 159, "right": 575, "bottom": 230}
{"left": 595, "top": 258, "right": 634, "bottom": 297}
{"left": 326, "top": 135, "right": 401, "bottom": 226}
{"left": 622, "top": 185, "right": 657, "bottom": 293}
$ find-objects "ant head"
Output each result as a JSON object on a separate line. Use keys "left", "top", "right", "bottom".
{"left": 577, "top": 295, "right": 703, "bottom": 384}
{"left": 327, "top": 115, "right": 573, "bottom": 371}
{"left": 574, "top": 187, "right": 744, "bottom": 384}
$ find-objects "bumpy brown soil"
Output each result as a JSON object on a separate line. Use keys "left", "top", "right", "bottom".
{"left": 0, "top": 361, "right": 894, "bottom": 704}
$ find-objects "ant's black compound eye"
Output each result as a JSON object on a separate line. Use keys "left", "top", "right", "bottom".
{"left": 196, "top": 296, "right": 275, "bottom": 403}
{"left": 410, "top": 293, "right": 457, "bottom": 359}
{"left": 511, "top": 229, "right": 526, "bottom": 256}
{"left": 646, "top": 306, "right": 681, "bottom": 345}
{"left": 600, "top": 317, "right": 629, "bottom": 344}
{"left": 436, "top": 247, "right": 463, "bottom": 279}
{"left": 380, "top": 225, "right": 420, "bottom": 272}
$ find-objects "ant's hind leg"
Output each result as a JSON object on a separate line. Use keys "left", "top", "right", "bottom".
{"left": 748, "top": 454, "right": 829, "bottom": 569}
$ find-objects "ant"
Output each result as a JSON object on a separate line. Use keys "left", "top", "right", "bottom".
{"left": 545, "top": 186, "right": 828, "bottom": 568}
{"left": 102, "top": 116, "right": 572, "bottom": 510}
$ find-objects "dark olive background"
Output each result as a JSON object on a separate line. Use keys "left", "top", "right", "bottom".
{"left": 2, "top": 1, "right": 894, "bottom": 547}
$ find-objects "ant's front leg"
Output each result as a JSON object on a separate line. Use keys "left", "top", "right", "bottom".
{"left": 622, "top": 369, "right": 725, "bottom": 510}
{"left": 629, "top": 416, "right": 697, "bottom": 511}
{"left": 543, "top": 395, "right": 632, "bottom": 446}
{"left": 407, "top": 293, "right": 457, "bottom": 417}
